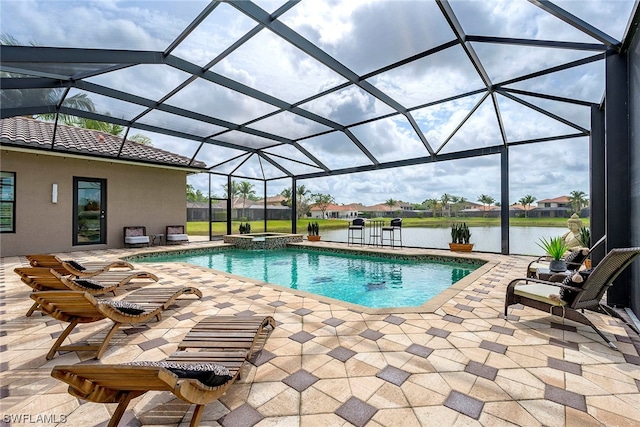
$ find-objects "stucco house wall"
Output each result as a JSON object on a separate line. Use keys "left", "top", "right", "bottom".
{"left": 0, "top": 149, "right": 188, "bottom": 257}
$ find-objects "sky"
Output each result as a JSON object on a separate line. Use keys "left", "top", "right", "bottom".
{"left": 1, "top": 0, "right": 636, "bottom": 206}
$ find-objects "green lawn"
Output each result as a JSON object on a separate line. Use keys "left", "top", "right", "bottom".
{"left": 187, "top": 216, "right": 586, "bottom": 236}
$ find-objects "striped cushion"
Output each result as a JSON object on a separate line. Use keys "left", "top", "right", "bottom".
{"left": 98, "top": 299, "right": 146, "bottom": 315}
{"left": 73, "top": 279, "right": 104, "bottom": 290}
{"left": 127, "top": 361, "right": 232, "bottom": 387}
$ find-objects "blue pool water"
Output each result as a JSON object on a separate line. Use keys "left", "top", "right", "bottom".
{"left": 138, "top": 248, "right": 479, "bottom": 308}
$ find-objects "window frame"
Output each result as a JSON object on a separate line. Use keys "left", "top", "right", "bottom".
{"left": 73, "top": 177, "right": 107, "bottom": 245}
{"left": 0, "top": 171, "right": 16, "bottom": 233}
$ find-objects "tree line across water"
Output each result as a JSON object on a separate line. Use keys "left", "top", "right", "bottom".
{"left": 188, "top": 180, "right": 590, "bottom": 220}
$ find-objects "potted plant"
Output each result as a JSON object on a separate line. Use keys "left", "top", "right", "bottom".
{"left": 307, "top": 221, "right": 321, "bottom": 241}
{"left": 239, "top": 223, "right": 251, "bottom": 234}
{"left": 449, "top": 223, "right": 473, "bottom": 252}
{"left": 537, "top": 236, "right": 569, "bottom": 272}
{"left": 578, "top": 226, "right": 592, "bottom": 268}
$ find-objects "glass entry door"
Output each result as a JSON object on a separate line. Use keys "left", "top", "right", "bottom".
{"left": 74, "top": 177, "right": 106, "bottom": 245}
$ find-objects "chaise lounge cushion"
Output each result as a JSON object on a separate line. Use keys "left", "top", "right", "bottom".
{"left": 127, "top": 361, "right": 233, "bottom": 387}
{"left": 73, "top": 278, "right": 105, "bottom": 290}
{"left": 98, "top": 299, "right": 146, "bottom": 315}
{"left": 65, "top": 260, "right": 87, "bottom": 271}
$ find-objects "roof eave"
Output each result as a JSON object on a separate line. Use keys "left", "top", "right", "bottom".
{"left": 0, "top": 143, "right": 208, "bottom": 174}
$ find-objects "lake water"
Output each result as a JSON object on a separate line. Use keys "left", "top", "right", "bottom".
{"left": 321, "top": 226, "right": 567, "bottom": 255}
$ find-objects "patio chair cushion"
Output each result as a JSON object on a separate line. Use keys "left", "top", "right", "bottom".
{"left": 65, "top": 260, "right": 87, "bottom": 271}
{"left": 126, "top": 228, "right": 144, "bottom": 237}
{"left": 513, "top": 283, "right": 567, "bottom": 306}
{"left": 98, "top": 299, "right": 146, "bottom": 315}
{"left": 166, "top": 234, "right": 188, "bottom": 242}
{"left": 127, "top": 361, "right": 233, "bottom": 387}
{"left": 125, "top": 236, "right": 149, "bottom": 244}
{"left": 167, "top": 226, "right": 184, "bottom": 234}
{"left": 73, "top": 278, "right": 105, "bottom": 290}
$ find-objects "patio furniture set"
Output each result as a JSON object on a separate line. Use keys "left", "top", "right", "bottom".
{"left": 348, "top": 217, "right": 403, "bottom": 247}
{"left": 11, "top": 239, "right": 640, "bottom": 426}
{"left": 124, "top": 225, "right": 189, "bottom": 248}
{"left": 14, "top": 253, "right": 276, "bottom": 426}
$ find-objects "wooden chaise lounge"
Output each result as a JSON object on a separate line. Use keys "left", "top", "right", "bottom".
{"left": 31, "top": 286, "right": 203, "bottom": 360}
{"left": 26, "top": 254, "right": 134, "bottom": 276}
{"left": 51, "top": 315, "right": 276, "bottom": 427}
{"left": 26, "top": 253, "right": 157, "bottom": 283}
{"left": 15, "top": 267, "right": 159, "bottom": 316}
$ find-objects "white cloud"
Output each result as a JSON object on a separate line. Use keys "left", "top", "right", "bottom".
{"left": 3, "top": 0, "right": 608, "bottom": 207}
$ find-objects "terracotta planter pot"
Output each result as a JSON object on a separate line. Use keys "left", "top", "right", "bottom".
{"left": 307, "top": 235, "right": 321, "bottom": 242}
{"left": 449, "top": 243, "right": 474, "bottom": 252}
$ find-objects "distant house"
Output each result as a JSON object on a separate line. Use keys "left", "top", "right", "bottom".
{"left": 309, "top": 203, "right": 360, "bottom": 219}
{"left": 261, "top": 194, "right": 288, "bottom": 206}
{"left": 533, "top": 196, "right": 590, "bottom": 218}
{"left": 0, "top": 117, "right": 206, "bottom": 257}
{"left": 537, "top": 196, "right": 571, "bottom": 208}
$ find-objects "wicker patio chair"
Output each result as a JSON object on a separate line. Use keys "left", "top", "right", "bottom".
{"left": 506, "top": 247, "right": 640, "bottom": 349}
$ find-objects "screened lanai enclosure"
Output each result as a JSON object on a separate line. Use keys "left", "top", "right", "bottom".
{"left": 1, "top": 1, "right": 640, "bottom": 308}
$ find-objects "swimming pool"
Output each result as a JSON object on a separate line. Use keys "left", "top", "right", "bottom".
{"left": 136, "top": 247, "right": 481, "bottom": 309}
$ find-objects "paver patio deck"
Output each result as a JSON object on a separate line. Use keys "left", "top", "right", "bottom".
{"left": 1, "top": 240, "right": 639, "bottom": 426}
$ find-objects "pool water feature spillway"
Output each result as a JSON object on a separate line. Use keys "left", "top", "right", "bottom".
{"left": 223, "top": 232, "right": 303, "bottom": 249}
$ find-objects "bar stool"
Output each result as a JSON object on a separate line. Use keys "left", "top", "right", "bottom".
{"left": 369, "top": 220, "right": 383, "bottom": 246}
{"left": 348, "top": 218, "right": 366, "bottom": 246}
{"left": 381, "top": 218, "right": 402, "bottom": 248}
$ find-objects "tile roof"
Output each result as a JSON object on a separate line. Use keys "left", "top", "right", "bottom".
{"left": 0, "top": 117, "right": 207, "bottom": 170}
{"left": 537, "top": 196, "right": 570, "bottom": 204}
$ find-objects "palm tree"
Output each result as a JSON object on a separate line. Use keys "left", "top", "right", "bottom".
{"left": 424, "top": 198, "right": 439, "bottom": 217}
{"left": 223, "top": 181, "right": 240, "bottom": 206}
{"left": 280, "top": 188, "right": 293, "bottom": 207}
{"left": 311, "top": 193, "right": 335, "bottom": 219}
{"left": 1, "top": 35, "right": 96, "bottom": 122}
{"left": 237, "top": 181, "right": 256, "bottom": 219}
{"left": 440, "top": 193, "right": 452, "bottom": 217}
{"left": 385, "top": 198, "right": 398, "bottom": 217}
{"left": 518, "top": 195, "right": 536, "bottom": 218}
{"left": 129, "top": 134, "right": 153, "bottom": 146}
{"left": 568, "top": 190, "right": 588, "bottom": 214}
{"left": 75, "top": 116, "right": 124, "bottom": 135}
{"left": 451, "top": 195, "right": 467, "bottom": 217}
{"left": 295, "top": 185, "right": 312, "bottom": 218}
{"left": 477, "top": 194, "right": 495, "bottom": 217}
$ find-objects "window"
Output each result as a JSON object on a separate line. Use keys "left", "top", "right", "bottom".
{"left": 0, "top": 172, "right": 16, "bottom": 233}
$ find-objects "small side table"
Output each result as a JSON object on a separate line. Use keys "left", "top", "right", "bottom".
{"left": 151, "top": 234, "right": 164, "bottom": 246}
{"left": 536, "top": 268, "right": 570, "bottom": 282}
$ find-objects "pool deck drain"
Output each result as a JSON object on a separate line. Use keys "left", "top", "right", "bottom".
{"left": 2, "top": 239, "right": 639, "bottom": 426}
